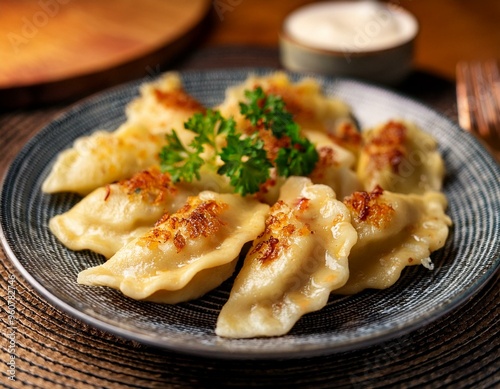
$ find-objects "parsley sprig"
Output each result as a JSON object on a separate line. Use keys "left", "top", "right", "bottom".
{"left": 239, "top": 87, "right": 292, "bottom": 138}
{"left": 160, "top": 109, "right": 271, "bottom": 195}
{"left": 218, "top": 132, "right": 272, "bottom": 196}
{"left": 239, "top": 87, "right": 319, "bottom": 177}
{"left": 159, "top": 87, "right": 319, "bottom": 196}
{"left": 159, "top": 109, "right": 229, "bottom": 182}
{"left": 159, "top": 130, "right": 204, "bottom": 183}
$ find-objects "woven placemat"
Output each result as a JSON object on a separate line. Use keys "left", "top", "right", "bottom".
{"left": 0, "top": 46, "right": 498, "bottom": 388}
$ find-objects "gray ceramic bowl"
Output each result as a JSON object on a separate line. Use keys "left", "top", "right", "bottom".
{"left": 280, "top": 2, "right": 419, "bottom": 85}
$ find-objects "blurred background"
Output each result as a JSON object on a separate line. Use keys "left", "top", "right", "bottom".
{"left": 1, "top": 0, "right": 499, "bottom": 108}
{"left": 203, "top": 0, "right": 500, "bottom": 79}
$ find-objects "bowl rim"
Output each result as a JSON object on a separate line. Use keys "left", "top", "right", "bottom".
{"left": 281, "top": 2, "right": 419, "bottom": 56}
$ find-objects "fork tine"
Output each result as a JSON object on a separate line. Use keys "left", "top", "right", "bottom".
{"left": 483, "top": 60, "right": 500, "bottom": 148}
{"left": 456, "top": 60, "right": 500, "bottom": 162}
{"left": 456, "top": 61, "right": 473, "bottom": 132}
{"left": 469, "top": 61, "right": 492, "bottom": 139}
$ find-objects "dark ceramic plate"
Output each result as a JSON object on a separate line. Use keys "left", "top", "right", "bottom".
{"left": 1, "top": 69, "right": 499, "bottom": 359}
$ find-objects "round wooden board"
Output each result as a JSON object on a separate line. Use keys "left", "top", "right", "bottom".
{"left": 0, "top": 0, "right": 211, "bottom": 108}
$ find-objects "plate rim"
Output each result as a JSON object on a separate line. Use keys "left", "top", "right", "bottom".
{"left": 1, "top": 67, "right": 499, "bottom": 359}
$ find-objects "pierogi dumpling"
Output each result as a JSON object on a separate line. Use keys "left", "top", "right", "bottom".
{"left": 78, "top": 191, "right": 269, "bottom": 303}
{"left": 216, "top": 177, "right": 357, "bottom": 338}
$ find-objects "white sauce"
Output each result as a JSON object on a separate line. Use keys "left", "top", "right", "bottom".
{"left": 284, "top": 1, "right": 418, "bottom": 52}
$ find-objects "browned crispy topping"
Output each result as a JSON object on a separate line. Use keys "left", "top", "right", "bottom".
{"left": 344, "top": 186, "right": 394, "bottom": 228}
{"left": 184, "top": 200, "right": 228, "bottom": 239}
{"left": 328, "top": 121, "right": 362, "bottom": 151}
{"left": 364, "top": 121, "right": 407, "bottom": 173}
{"left": 256, "top": 176, "right": 276, "bottom": 196}
{"left": 250, "top": 236, "right": 280, "bottom": 265}
{"left": 142, "top": 199, "right": 228, "bottom": 251}
{"left": 266, "top": 84, "right": 314, "bottom": 123}
{"left": 173, "top": 232, "right": 186, "bottom": 252}
{"left": 154, "top": 88, "right": 205, "bottom": 112}
{"left": 117, "top": 167, "right": 177, "bottom": 204}
{"left": 244, "top": 125, "right": 291, "bottom": 162}
{"left": 309, "top": 146, "right": 337, "bottom": 180}
{"left": 251, "top": 200, "right": 311, "bottom": 264}
{"left": 295, "top": 197, "right": 310, "bottom": 212}
{"left": 154, "top": 213, "right": 171, "bottom": 227}
{"left": 253, "top": 167, "right": 279, "bottom": 203}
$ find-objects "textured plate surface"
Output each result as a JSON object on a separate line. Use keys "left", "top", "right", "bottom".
{"left": 1, "top": 69, "right": 499, "bottom": 359}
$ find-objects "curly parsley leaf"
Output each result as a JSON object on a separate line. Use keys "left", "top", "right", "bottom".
{"left": 184, "top": 109, "right": 234, "bottom": 154}
{"left": 239, "top": 87, "right": 293, "bottom": 139}
{"left": 240, "top": 87, "right": 319, "bottom": 177}
{"left": 218, "top": 133, "right": 273, "bottom": 196}
{"left": 275, "top": 139, "right": 319, "bottom": 178}
{"left": 160, "top": 109, "right": 229, "bottom": 182}
{"left": 159, "top": 131, "right": 204, "bottom": 182}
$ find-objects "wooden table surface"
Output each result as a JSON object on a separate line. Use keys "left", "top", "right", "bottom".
{"left": 1, "top": 1, "right": 499, "bottom": 388}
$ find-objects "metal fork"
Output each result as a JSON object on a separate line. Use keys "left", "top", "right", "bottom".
{"left": 456, "top": 60, "right": 500, "bottom": 162}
